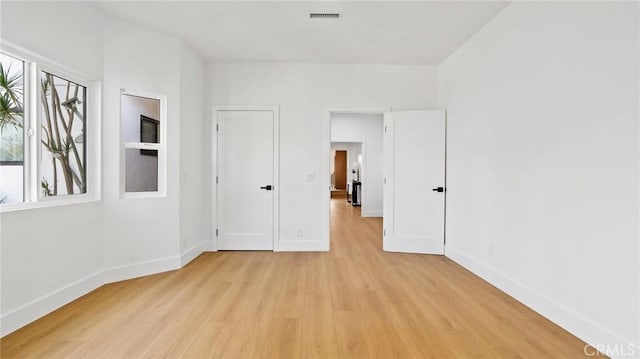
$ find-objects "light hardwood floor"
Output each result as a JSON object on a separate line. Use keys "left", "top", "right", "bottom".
{"left": 1, "top": 199, "right": 589, "bottom": 358}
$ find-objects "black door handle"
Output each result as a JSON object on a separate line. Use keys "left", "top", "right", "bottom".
{"left": 432, "top": 187, "right": 445, "bottom": 192}
{"left": 260, "top": 185, "right": 273, "bottom": 191}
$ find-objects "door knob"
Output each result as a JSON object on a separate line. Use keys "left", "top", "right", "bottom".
{"left": 260, "top": 185, "right": 273, "bottom": 190}
{"left": 432, "top": 187, "right": 445, "bottom": 192}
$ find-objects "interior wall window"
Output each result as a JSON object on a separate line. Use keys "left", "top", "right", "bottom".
{"left": 0, "top": 45, "right": 97, "bottom": 210}
{"left": 0, "top": 52, "right": 25, "bottom": 204}
{"left": 120, "top": 91, "right": 165, "bottom": 197}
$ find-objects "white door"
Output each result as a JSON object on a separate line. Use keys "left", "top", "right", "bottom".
{"left": 383, "top": 110, "right": 446, "bottom": 254}
{"left": 217, "top": 109, "right": 275, "bottom": 250}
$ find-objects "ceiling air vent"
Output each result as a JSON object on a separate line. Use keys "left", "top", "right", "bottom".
{"left": 309, "top": 13, "right": 341, "bottom": 19}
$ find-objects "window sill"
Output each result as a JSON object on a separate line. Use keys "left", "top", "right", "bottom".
{"left": 120, "top": 191, "right": 166, "bottom": 200}
{"left": 0, "top": 195, "right": 100, "bottom": 213}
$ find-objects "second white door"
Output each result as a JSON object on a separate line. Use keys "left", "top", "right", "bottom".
{"left": 383, "top": 110, "right": 446, "bottom": 255}
{"left": 217, "top": 109, "right": 275, "bottom": 250}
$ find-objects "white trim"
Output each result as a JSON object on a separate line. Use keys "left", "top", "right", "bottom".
{"left": 102, "top": 256, "right": 180, "bottom": 284}
{"left": 90, "top": 82, "right": 102, "bottom": 204}
{"left": 26, "top": 61, "right": 36, "bottom": 202}
{"left": 119, "top": 89, "right": 167, "bottom": 199}
{"left": 361, "top": 210, "right": 383, "bottom": 218}
{"left": 0, "top": 270, "right": 104, "bottom": 337}
{"left": 211, "top": 107, "right": 218, "bottom": 250}
{"left": 277, "top": 240, "right": 329, "bottom": 252}
{"left": 212, "top": 105, "right": 280, "bottom": 251}
{"left": 0, "top": 197, "right": 100, "bottom": 212}
{"left": 214, "top": 105, "right": 277, "bottom": 112}
{"left": 273, "top": 107, "right": 280, "bottom": 251}
{"left": 180, "top": 241, "right": 207, "bottom": 266}
{"left": 445, "top": 246, "right": 637, "bottom": 357}
{"left": 122, "top": 142, "right": 161, "bottom": 150}
{"left": 327, "top": 107, "right": 392, "bottom": 115}
{"left": 323, "top": 107, "right": 391, "bottom": 250}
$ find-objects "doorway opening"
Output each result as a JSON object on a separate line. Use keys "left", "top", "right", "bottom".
{"left": 330, "top": 143, "right": 362, "bottom": 204}
{"left": 325, "top": 108, "right": 387, "bottom": 250}
{"left": 324, "top": 108, "right": 447, "bottom": 255}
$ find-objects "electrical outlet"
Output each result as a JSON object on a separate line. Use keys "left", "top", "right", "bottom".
{"left": 297, "top": 229, "right": 304, "bottom": 238}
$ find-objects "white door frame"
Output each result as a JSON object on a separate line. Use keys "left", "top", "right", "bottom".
{"left": 322, "top": 107, "right": 391, "bottom": 249}
{"left": 212, "top": 105, "right": 280, "bottom": 251}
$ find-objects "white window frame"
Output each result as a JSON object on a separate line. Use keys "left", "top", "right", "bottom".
{"left": 0, "top": 41, "right": 101, "bottom": 212}
{"left": 119, "top": 89, "right": 167, "bottom": 199}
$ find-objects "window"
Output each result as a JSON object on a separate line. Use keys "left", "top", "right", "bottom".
{"left": 120, "top": 90, "right": 165, "bottom": 197}
{"left": 0, "top": 52, "right": 25, "bottom": 204}
{"left": 40, "top": 71, "right": 87, "bottom": 197}
{"left": 0, "top": 45, "right": 97, "bottom": 210}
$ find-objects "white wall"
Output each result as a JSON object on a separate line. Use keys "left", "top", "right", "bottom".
{"left": 0, "top": 1, "right": 105, "bottom": 336}
{"left": 331, "top": 114, "right": 383, "bottom": 217}
{"left": 178, "top": 42, "right": 206, "bottom": 255}
{"left": 0, "top": 2, "right": 103, "bottom": 80}
{"left": 439, "top": 1, "right": 639, "bottom": 354}
{"left": 206, "top": 63, "right": 438, "bottom": 250}
{"left": 101, "top": 15, "right": 183, "bottom": 279}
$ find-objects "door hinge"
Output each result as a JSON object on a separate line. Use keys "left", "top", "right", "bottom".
{"left": 384, "top": 126, "right": 387, "bottom": 133}
{"left": 383, "top": 177, "right": 387, "bottom": 184}
{"left": 216, "top": 228, "right": 219, "bottom": 236}
{"left": 383, "top": 229, "right": 386, "bottom": 236}
{"left": 216, "top": 124, "right": 219, "bottom": 132}
{"left": 216, "top": 176, "right": 219, "bottom": 184}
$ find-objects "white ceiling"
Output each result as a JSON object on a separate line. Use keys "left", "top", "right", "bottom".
{"left": 95, "top": 1, "right": 509, "bottom": 65}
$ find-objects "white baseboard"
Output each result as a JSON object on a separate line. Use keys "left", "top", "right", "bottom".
{"left": 1, "top": 270, "right": 104, "bottom": 337}
{"left": 103, "top": 256, "right": 181, "bottom": 284}
{"left": 445, "top": 246, "right": 637, "bottom": 358}
{"left": 180, "top": 240, "right": 207, "bottom": 266}
{"left": 2, "top": 244, "right": 216, "bottom": 338}
{"left": 361, "top": 210, "right": 383, "bottom": 218}
{"left": 277, "top": 240, "right": 329, "bottom": 252}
